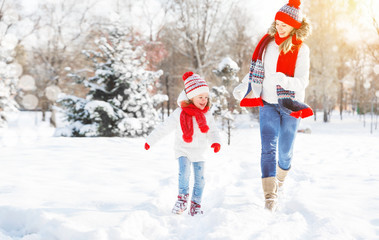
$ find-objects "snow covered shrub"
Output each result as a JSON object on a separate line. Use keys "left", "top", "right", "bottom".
{"left": 212, "top": 57, "right": 240, "bottom": 144}
{"left": 0, "top": 9, "right": 22, "bottom": 127}
{"left": 58, "top": 25, "right": 163, "bottom": 137}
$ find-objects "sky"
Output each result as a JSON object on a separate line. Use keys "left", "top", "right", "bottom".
{"left": 15, "top": 0, "right": 379, "bottom": 44}
{"left": 15, "top": 0, "right": 283, "bottom": 38}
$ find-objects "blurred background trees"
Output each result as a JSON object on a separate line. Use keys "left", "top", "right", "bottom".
{"left": 305, "top": 0, "right": 379, "bottom": 122}
{"left": 1, "top": 0, "right": 378, "bottom": 129}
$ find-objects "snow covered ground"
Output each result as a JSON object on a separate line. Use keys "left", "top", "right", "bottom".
{"left": 0, "top": 111, "right": 378, "bottom": 240}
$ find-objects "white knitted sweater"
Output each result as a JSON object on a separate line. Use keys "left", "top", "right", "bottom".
{"left": 146, "top": 91, "right": 221, "bottom": 162}
{"left": 234, "top": 41, "right": 310, "bottom": 104}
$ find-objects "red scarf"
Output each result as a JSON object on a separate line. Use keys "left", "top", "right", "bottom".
{"left": 180, "top": 103, "right": 209, "bottom": 143}
{"left": 241, "top": 33, "right": 313, "bottom": 119}
{"left": 274, "top": 32, "right": 302, "bottom": 77}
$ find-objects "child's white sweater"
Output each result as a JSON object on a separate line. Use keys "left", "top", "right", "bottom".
{"left": 146, "top": 91, "right": 221, "bottom": 162}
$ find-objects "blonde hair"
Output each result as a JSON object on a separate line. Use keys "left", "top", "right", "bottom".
{"left": 181, "top": 98, "right": 211, "bottom": 108}
{"left": 268, "top": 17, "right": 312, "bottom": 54}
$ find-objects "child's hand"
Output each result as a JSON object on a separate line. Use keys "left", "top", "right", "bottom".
{"left": 211, "top": 143, "right": 221, "bottom": 153}
{"left": 144, "top": 143, "right": 150, "bottom": 150}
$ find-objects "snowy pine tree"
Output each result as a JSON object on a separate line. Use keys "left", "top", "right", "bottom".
{"left": 0, "top": 53, "right": 20, "bottom": 127}
{"left": 0, "top": 9, "right": 21, "bottom": 127}
{"left": 211, "top": 85, "right": 230, "bottom": 120}
{"left": 212, "top": 57, "right": 240, "bottom": 145}
{"left": 57, "top": 25, "right": 163, "bottom": 137}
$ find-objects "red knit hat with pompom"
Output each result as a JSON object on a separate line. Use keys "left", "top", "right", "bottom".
{"left": 182, "top": 71, "right": 209, "bottom": 99}
{"left": 275, "top": 0, "right": 303, "bottom": 29}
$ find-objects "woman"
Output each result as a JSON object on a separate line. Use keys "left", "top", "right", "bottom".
{"left": 233, "top": 0, "right": 312, "bottom": 211}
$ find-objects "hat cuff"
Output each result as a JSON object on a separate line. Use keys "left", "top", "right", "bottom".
{"left": 275, "top": 12, "right": 301, "bottom": 29}
{"left": 186, "top": 86, "right": 209, "bottom": 99}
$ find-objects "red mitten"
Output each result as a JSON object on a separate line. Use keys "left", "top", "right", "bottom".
{"left": 211, "top": 143, "right": 221, "bottom": 153}
{"left": 240, "top": 97, "right": 264, "bottom": 107}
{"left": 144, "top": 143, "right": 150, "bottom": 150}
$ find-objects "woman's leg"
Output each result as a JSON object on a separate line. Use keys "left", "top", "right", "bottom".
{"left": 192, "top": 161, "right": 205, "bottom": 204}
{"left": 259, "top": 103, "right": 281, "bottom": 178}
{"left": 259, "top": 102, "right": 281, "bottom": 211}
{"left": 178, "top": 156, "right": 191, "bottom": 195}
{"left": 278, "top": 112, "right": 300, "bottom": 171}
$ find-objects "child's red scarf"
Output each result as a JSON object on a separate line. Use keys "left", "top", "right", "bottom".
{"left": 180, "top": 103, "right": 209, "bottom": 143}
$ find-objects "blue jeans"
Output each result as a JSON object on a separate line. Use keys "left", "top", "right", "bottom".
{"left": 259, "top": 101, "right": 300, "bottom": 178}
{"left": 178, "top": 156, "right": 205, "bottom": 204}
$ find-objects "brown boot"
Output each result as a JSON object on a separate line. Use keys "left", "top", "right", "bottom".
{"left": 262, "top": 177, "right": 278, "bottom": 211}
{"left": 276, "top": 166, "right": 289, "bottom": 189}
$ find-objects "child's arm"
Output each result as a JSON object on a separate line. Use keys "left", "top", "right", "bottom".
{"left": 145, "top": 108, "right": 180, "bottom": 148}
{"left": 207, "top": 114, "right": 221, "bottom": 152}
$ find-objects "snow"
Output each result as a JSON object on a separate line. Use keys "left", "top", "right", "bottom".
{"left": 0, "top": 111, "right": 379, "bottom": 239}
{"left": 217, "top": 57, "right": 239, "bottom": 73}
{"left": 151, "top": 94, "right": 169, "bottom": 105}
{"left": 85, "top": 101, "right": 116, "bottom": 120}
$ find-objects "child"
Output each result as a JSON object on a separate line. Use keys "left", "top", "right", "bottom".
{"left": 145, "top": 71, "right": 221, "bottom": 216}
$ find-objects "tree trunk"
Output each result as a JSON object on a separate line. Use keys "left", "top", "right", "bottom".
{"left": 339, "top": 82, "right": 343, "bottom": 120}
{"left": 227, "top": 119, "right": 231, "bottom": 145}
{"left": 41, "top": 99, "right": 49, "bottom": 122}
{"left": 323, "top": 95, "right": 329, "bottom": 122}
{"left": 50, "top": 108, "right": 57, "bottom": 127}
{"left": 161, "top": 102, "right": 165, "bottom": 121}
{"left": 323, "top": 109, "right": 328, "bottom": 122}
{"left": 165, "top": 74, "right": 170, "bottom": 116}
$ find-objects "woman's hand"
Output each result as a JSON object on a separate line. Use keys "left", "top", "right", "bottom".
{"left": 233, "top": 82, "right": 248, "bottom": 101}
{"left": 274, "top": 72, "right": 286, "bottom": 86}
{"left": 263, "top": 72, "right": 286, "bottom": 90}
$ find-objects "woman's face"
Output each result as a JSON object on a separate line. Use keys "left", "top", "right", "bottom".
{"left": 275, "top": 20, "right": 294, "bottom": 38}
{"left": 192, "top": 92, "right": 209, "bottom": 110}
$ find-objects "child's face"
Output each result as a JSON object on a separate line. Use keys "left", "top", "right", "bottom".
{"left": 192, "top": 93, "right": 209, "bottom": 110}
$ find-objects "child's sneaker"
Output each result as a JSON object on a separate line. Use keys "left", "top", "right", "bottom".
{"left": 172, "top": 194, "right": 189, "bottom": 214}
{"left": 189, "top": 201, "right": 203, "bottom": 216}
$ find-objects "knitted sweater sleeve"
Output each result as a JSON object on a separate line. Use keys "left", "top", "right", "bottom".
{"left": 279, "top": 44, "right": 310, "bottom": 92}
{"left": 206, "top": 113, "right": 221, "bottom": 145}
{"left": 146, "top": 108, "right": 179, "bottom": 146}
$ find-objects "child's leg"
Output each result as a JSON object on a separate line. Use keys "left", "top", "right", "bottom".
{"left": 178, "top": 156, "right": 191, "bottom": 195}
{"left": 192, "top": 161, "right": 205, "bottom": 204}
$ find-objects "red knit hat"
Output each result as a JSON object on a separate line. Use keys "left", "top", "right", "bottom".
{"left": 275, "top": 0, "right": 303, "bottom": 29}
{"left": 182, "top": 71, "right": 209, "bottom": 99}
